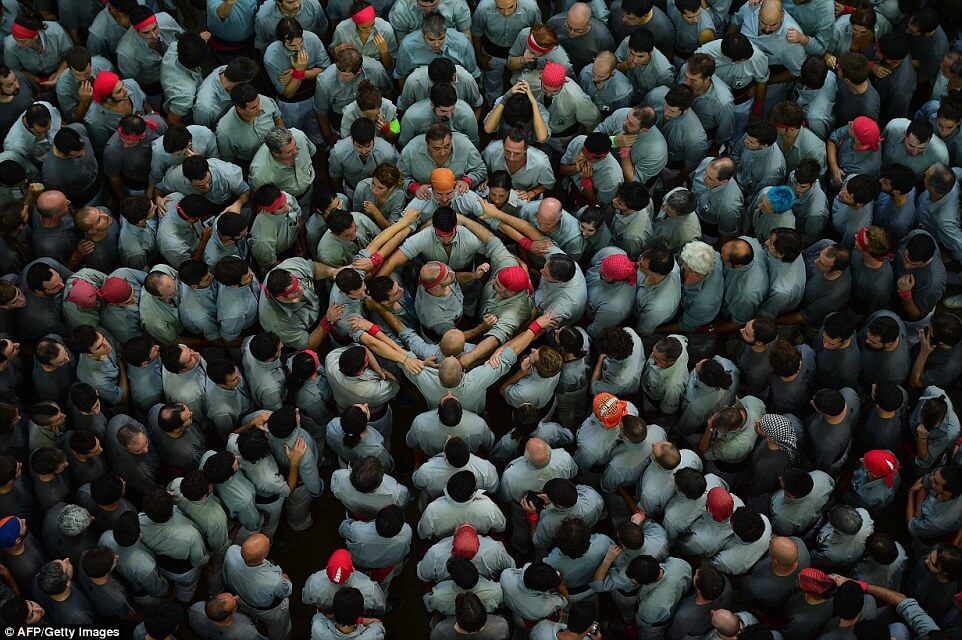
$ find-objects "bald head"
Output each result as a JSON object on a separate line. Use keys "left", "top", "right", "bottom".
{"left": 568, "top": 2, "right": 591, "bottom": 25}
{"left": 536, "top": 198, "right": 563, "bottom": 232}
{"left": 205, "top": 593, "right": 237, "bottom": 622}
{"left": 439, "top": 329, "right": 466, "bottom": 356}
{"left": 710, "top": 609, "right": 740, "bottom": 636}
{"left": 759, "top": 0, "right": 784, "bottom": 32}
{"left": 770, "top": 536, "right": 799, "bottom": 566}
{"left": 593, "top": 51, "right": 617, "bottom": 75}
{"left": 241, "top": 533, "right": 270, "bottom": 565}
{"left": 438, "top": 356, "right": 464, "bottom": 387}
{"left": 524, "top": 437, "right": 550, "bottom": 467}
{"left": 721, "top": 239, "right": 754, "bottom": 267}
{"left": 419, "top": 261, "right": 447, "bottom": 288}
{"left": 37, "top": 190, "right": 68, "bottom": 218}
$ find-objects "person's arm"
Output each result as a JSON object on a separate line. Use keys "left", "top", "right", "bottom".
{"left": 590, "top": 354, "right": 604, "bottom": 385}
{"left": 499, "top": 355, "right": 532, "bottom": 397}
{"left": 483, "top": 100, "right": 505, "bottom": 134}
{"left": 909, "top": 329, "right": 936, "bottom": 389}
{"left": 591, "top": 545, "right": 624, "bottom": 585}
{"left": 190, "top": 227, "right": 214, "bottom": 262}
{"left": 0, "top": 563, "right": 19, "bottom": 597}
{"left": 284, "top": 436, "right": 306, "bottom": 490}
{"left": 478, "top": 201, "right": 550, "bottom": 252}
{"left": 373, "top": 31, "right": 393, "bottom": 70}
{"left": 697, "top": 416, "right": 716, "bottom": 457}
{"left": 117, "top": 358, "right": 130, "bottom": 405}
{"left": 523, "top": 82, "right": 549, "bottom": 143}
{"left": 74, "top": 80, "right": 94, "bottom": 121}
{"left": 916, "top": 424, "right": 931, "bottom": 468}
{"left": 462, "top": 314, "right": 497, "bottom": 341}
{"left": 358, "top": 209, "right": 420, "bottom": 266}
{"left": 316, "top": 111, "right": 336, "bottom": 146}
{"left": 307, "top": 303, "right": 344, "bottom": 350}
{"left": 374, "top": 225, "right": 416, "bottom": 276}
{"left": 486, "top": 312, "right": 558, "bottom": 367}
{"left": 896, "top": 274, "right": 923, "bottom": 321}
{"left": 906, "top": 478, "right": 927, "bottom": 523}
{"left": 365, "top": 298, "right": 407, "bottom": 336}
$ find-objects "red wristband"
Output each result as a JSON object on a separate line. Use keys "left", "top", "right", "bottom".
{"left": 956, "top": 436, "right": 962, "bottom": 446}
{"left": 619, "top": 147, "right": 631, "bottom": 159}
{"left": 320, "top": 318, "right": 333, "bottom": 331}
{"left": 367, "top": 324, "right": 381, "bottom": 337}
{"left": 370, "top": 252, "right": 383, "bottom": 270}
{"left": 840, "top": 4, "right": 855, "bottom": 13}
{"left": 751, "top": 99, "right": 764, "bottom": 116}
{"left": 855, "top": 580, "right": 869, "bottom": 592}
{"left": 291, "top": 68, "right": 306, "bottom": 80}
{"left": 381, "top": 121, "right": 391, "bottom": 134}
{"left": 526, "top": 513, "right": 539, "bottom": 523}
{"left": 408, "top": 182, "right": 421, "bottom": 195}
{"left": 528, "top": 321, "right": 544, "bottom": 337}
{"left": 518, "top": 237, "right": 534, "bottom": 251}
{"left": 897, "top": 289, "right": 912, "bottom": 300}
{"left": 460, "top": 176, "right": 473, "bottom": 187}
{"left": 581, "top": 178, "right": 593, "bottom": 190}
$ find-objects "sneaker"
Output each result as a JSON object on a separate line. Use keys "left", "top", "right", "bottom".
{"left": 945, "top": 293, "right": 962, "bottom": 309}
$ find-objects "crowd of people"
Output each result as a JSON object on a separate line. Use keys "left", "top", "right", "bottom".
{"left": 2, "top": 0, "right": 962, "bottom": 637}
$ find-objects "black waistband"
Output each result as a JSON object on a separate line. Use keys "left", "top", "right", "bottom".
{"left": 278, "top": 79, "right": 317, "bottom": 103}
{"left": 255, "top": 493, "right": 283, "bottom": 504}
{"left": 157, "top": 554, "right": 194, "bottom": 574}
{"left": 482, "top": 37, "right": 512, "bottom": 58}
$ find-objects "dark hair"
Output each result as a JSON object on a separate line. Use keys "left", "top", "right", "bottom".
{"left": 845, "top": 174, "right": 881, "bottom": 205}
{"left": 731, "top": 507, "right": 766, "bottom": 542}
{"left": 598, "top": 327, "right": 634, "bottom": 361}
{"left": 907, "top": 118, "right": 935, "bottom": 143}
{"left": 143, "top": 488, "right": 174, "bottom": 523}
{"left": 432, "top": 206, "right": 457, "bottom": 233}
{"left": 350, "top": 456, "right": 383, "bottom": 493}
{"left": 721, "top": 31, "right": 753, "bottom": 60}
{"left": 768, "top": 339, "right": 801, "bottom": 378}
{"left": 823, "top": 313, "right": 855, "bottom": 341}
{"left": 180, "top": 470, "right": 211, "bottom": 501}
{"left": 833, "top": 580, "right": 866, "bottom": 619}
{"left": 794, "top": 159, "right": 822, "bottom": 185}
{"left": 31, "top": 447, "right": 64, "bottom": 475}
{"left": 873, "top": 382, "right": 904, "bottom": 411}
{"left": 781, "top": 468, "right": 814, "bottom": 497}
{"left": 675, "top": 468, "right": 707, "bottom": 499}
{"left": 53, "top": 126, "right": 84, "bottom": 154}
{"left": 249, "top": 333, "right": 281, "bottom": 362}
{"left": 543, "top": 478, "right": 578, "bottom": 508}
{"left": 214, "top": 255, "right": 250, "bottom": 286}
{"left": 81, "top": 546, "right": 116, "bottom": 579}
{"left": 664, "top": 85, "right": 695, "bottom": 110}
{"left": 522, "top": 561, "right": 561, "bottom": 591}
{"left": 628, "top": 28, "right": 655, "bottom": 53}
{"left": 918, "top": 394, "right": 946, "bottom": 427}
{"left": 142, "top": 602, "right": 183, "bottom": 640}
{"left": 814, "top": 388, "right": 846, "bottom": 416}
{"left": 839, "top": 52, "right": 871, "bottom": 84}
{"left": 267, "top": 406, "right": 298, "bottom": 439}
{"left": 438, "top": 396, "right": 462, "bottom": 427}
{"left": 864, "top": 533, "right": 899, "bottom": 565}
{"left": 625, "top": 555, "right": 661, "bottom": 584}
{"left": 178, "top": 259, "right": 210, "bottom": 287}
{"left": 454, "top": 592, "right": 487, "bottom": 633}
{"left": 223, "top": 58, "right": 261, "bottom": 84}
{"left": 770, "top": 228, "right": 803, "bottom": 262}
{"left": 905, "top": 232, "right": 937, "bottom": 263}
{"left": 447, "top": 555, "right": 480, "bottom": 589}
{"left": 427, "top": 57, "right": 455, "bottom": 83}
{"left": 443, "top": 436, "right": 470, "bottom": 467}
{"left": 446, "top": 470, "right": 476, "bottom": 502}
{"left": 350, "top": 117, "right": 376, "bottom": 146}
{"left": 556, "top": 517, "right": 592, "bottom": 558}
{"left": 800, "top": 55, "right": 829, "bottom": 89}
{"left": 746, "top": 121, "right": 777, "bottom": 146}
{"left": 695, "top": 565, "right": 727, "bottom": 600}
{"left": 338, "top": 346, "right": 367, "bottom": 376}
{"left": 90, "top": 474, "right": 124, "bottom": 505}
{"left": 237, "top": 427, "right": 272, "bottom": 462}
{"left": 176, "top": 32, "right": 206, "bottom": 68}
{"left": 332, "top": 587, "right": 365, "bottom": 626}
{"left": 375, "top": 504, "right": 404, "bottom": 538}
{"left": 698, "top": 358, "right": 733, "bottom": 389}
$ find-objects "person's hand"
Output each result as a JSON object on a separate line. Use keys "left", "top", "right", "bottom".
{"left": 897, "top": 273, "right": 915, "bottom": 292}
{"left": 415, "top": 184, "right": 432, "bottom": 200}
{"left": 520, "top": 355, "right": 533, "bottom": 374}
{"left": 827, "top": 573, "right": 850, "bottom": 586}
{"left": 200, "top": 226, "right": 213, "bottom": 242}
{"left": 530, "top": 238, "right": 554, "bottom": 255}
{"left": 403, "top": 356, "right": 425, "bottom": 375}
{"left": 373, "top": 31, "right": 388, "bottom": 54}
{"left": 630, "top": 511, "right": 647, "bottom": 525}
{"left": 487, "top": 347, "right": 506, "bottom": 368}
{"left": 521, "top": 49, "right": 537, "bottom": 64}
{"left": 518, "top": 79, "right": 535, "bottom": 101}
{"left": 758, "top": 197, "right": 773, "bottom": 215}
{"left": 918, "top": 423, "right": 930, "bottom": 440}
{"left": 325, "top": 302, "right": 344, "bottom": 324}
{"left": 361, "top": 618, "right": 380, "bottom": 625}
{"left": 27, "top": 182, "right": 45, "bottom": 198}
{"left": 474, "top": 263, "right": 491, "bottom": 280}
{"left": 199, "top": 30, "right": 211, "bottom": 41}
{"left": 482, "top": 313, "right": 498, "bottom": 329}
{"left": 423, "top": 356, "right": 439, "bottom": 368}
{"left": 824, "top": 53, "right": 837, "bottom": 69}
{"left": 353, "top": 256, "right": 375, "bottom": 272}
{"left": 478, "top": 50, "right": 492, "bottom": 71}
{"left": 534, "top": 311, "right": 560, "bottom": 330}
{"left": 834, "top": 1, "right": 845, "bottom": 14}
{"left": 918, "top": 328, "right": 936, "bottom": 356}
{"left": 455, "top": 179, "right": 471, "bottom": 195}
{"left": 479, "top": 199, "right": 501, "bottom": 220}
{"left": 517, "top": 190, "right": 537, "bottom": 201}
{"left": 77, "top": 240, "right": 95, "bottom": 257}
{"left": 382, "top": 370, "right": 397, "bottom": 382}
{"left": 375, "top": 115, "right": 389, "bottom": 133}
{"left": 332, "top": 42, "right": 356, "bottom": 55}
{"left": 249, "top": 412, "right": 271, "bottom": 431}
{"left": 872, "top": 64, "right": 892, "bottom": 78}
{"left": 603, "top": 544, "right": 624, "bottom": 563}
{"left": 831, "top": 165, "right": 845, "bottom": 186}
{"left": 347, "top": 316, "right": 374, "bottom": 333}
{"left": 785, "top": 27, "right": 808, "bottom": 45}
{"left": 154, "top": 194, "right": 170, "bottom": 216}
{"left": 279, "top": 69, "right": 293, "bottom": 85}
{"left": 520, "top": 496, "right": 538, "bottom": 514}
{"left": 748, "top": 0, "right": 763, "bottom": 5}
{"left": 291, "top": 49, "right": 309, "bottom": 71}
{"left": 285, "top": 436, "right": 307, "bottom": 465}
{"left": 614, "top": 133, "right": 638, "bottom": 148}
{"left": 223, "top": 200, "right": 243, "bottom": 215}
{"left": 78, "top": 80, "right": 93, "bottom": 102}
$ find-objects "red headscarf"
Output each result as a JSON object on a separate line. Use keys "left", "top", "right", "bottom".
{"left": 863, "top": 450, "right": 901, "bottom": 488}
{"left": 601, "top": 253, "right": 638, "bottom": 285}
{"left": 496, "top": 266, "right": 534, "bottom": 295}
{"left": 851, "top": 116, "right": 882, "bottom": 152}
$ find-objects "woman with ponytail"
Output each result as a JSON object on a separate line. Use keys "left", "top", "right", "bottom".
{"left": 325, "top": 403, "right": 393, "bottom": 471}
{"left": 286, "top": 349, "right": 332, "bottom": 425}
{"left": 4, "top": 12, "right": 72, "bottom": 86}
{"left": 550, "top": 325, "right": 592, "bottom": 429}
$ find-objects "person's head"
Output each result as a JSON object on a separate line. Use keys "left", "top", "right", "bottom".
{"left": 880, "top": 164, "right": 916, "bottom": 198}
{"left": 334, "top": 47, "right": 364, "bottom": 81}
{"left": 68, "top": 430, "right": 101, "bottom": 458}
{"left": 143, "top": 489, "right": 174, "bottom": 523}
{"left": 524, "top": 437, "right": 551, "bottom": 468}
{"left": 663, "top": 85, "right": 695, "bottom": 118}
{"left": 374, "top": 504, "right": 404, "bottom": 539}
{"left": 766, "top": 227, "right": 803, "bottom": 262}
{"left": 447, "top": 555, "right": 480, "bottom": 589}
{"left": 731, "top": 507, "right": 766, "bottom": 542}
{"left": 22, "top": 103, "right": 52, "bottom": 138}
{"left": 704, "top": 157, "right": 736, "bottom": 188}
{"left": 850, "top": 2, "right": 877, "bottom": 37}
{"left": 768, "top": 339, "right": 801, "bottom": 378}
{"left": 838, "top": 52, "right": 871, "bottom": 85}
{"left": 142, "top": 602, "right": 183, "bottom": 640}
{"left": 31, "top": 447, "right": 67, "bottom": 477}
{"left": 204, "top": 593, "right": 239, "bottom": 623}
{"left": 160, "top": 343, "right": 200, "bottom": 375}
{"left": 81, "top": 546, "right": 118, "bottom": 580}
{"left": 651, "top": 336, "right": 684, "bottom": 369}
{"left": 903, "top": 231, "right": 938, "bottom": 267}
{"left": 349, "top": 456, "right": 384, "bottom": 494}
{"left": 834, "top": 580, "right": 866, "bottom": 621}
{"left": 425, "top": 123, "right": 454, "bottom": 164}
{"left": 446, "top": 470, "right": 477, "bottom": 503}
{"left": 267, "top": 406, "right": 299, "bottom": 440}
{"left": 638, "top": 244, "right": 675, "bottom": 282}
{"left": 925, "top": 162, "right": 957, "bottom": 198}
{"left": 224, "top": 56, "right": 260, "bottom": 88}
{"left": 204, "top": 451, "right": 240, "bottom": 484}
{"left": 230, "top": 83, "right": 261, "bottom": 122}
{"left": 64, "top": 46, "right": 94, "bottom": 80}
{"left": 31, "top": 402, "right": 65, "bottom": 431}
{"left": 58, "top": 504, "right": 91, "bottom": 538}
{"left": 523, "top": 561, "right": 562, "bottom": 592}
{"left": 863, "top": 533, "right": 899, "bottom": 567}
{"left": 68, "top": 383, "right": 101, "bottom": 416}
{"left": 52, "top": 126, "right": 85, "bottom": 158}
{"left": 929, "top": 313, "right": 962, "bottom": 348}
{"left": 781, "top": 468, "right": 814, "bottom": 498}
{"left": 331, "top": 587, "right": 364, "bottom": 628}
{"left": 556, "top": 517, "right": 592, "bottom": 559}
{"left": 626, "top": 28, "right": 655, "bottom": 67}
{"left": 877, "top": 32, "right": 908, "bottom": 64}
{"left": 680, "top": 240, "right": 717, "bottom": 277}
{"left": 744, "top": 121, "right": 778, "bottom": 149}
{"left": 865, "top": 315, "right": 901, "bottom": 350}
{"left": 214, "top": 255, "right": 254, "bottom": 288}
{"left": 36, "top": 561, "right": 70, "bottom": 597}
{"left": 597, "top": 327, "right": 635, "bottom": 363}
{"left": 720, "top": 238, "right": 755, "bottom": 269}
{"left": 684, "top": 53, "right": 716, "bottom": 95}
{"left": 665, "top": 189, "right": 698, "bottom": 219}
{"left": 90, "top": 474, "right": 124, "bottom": 507}
{"left": 236, "top": 429, "right": 272, "bottom": 464}
{"left": 907, "top": 6, "right": 940, "bottom": 35}
{"left": 905, "top": 118, "right": 935, "bottom": 156}
{"left": 694, "top": 565, "right": 727, "bottom": 600}
{"left": 792, "top": 159, "right": 822, "bottom": 197}
{"left": 542, "top": 253, "right": 576, "bottom": 285}
{"left": 829, "top": 504, "right": 864, "bottom": 535}
{"left": 453, "top": 592, "right": 487, "bottom": 633}
{"left": 443, "top": 436, "right": 470, "bottom": 468}
{"left": 626, "top": 555, "right": 662, "bottom": 585}
{"left": 349, "top": 118, "right": 376, "bottom": 158}
{"left": 25, "top": 263, "right": 65, "bottom": 296}
{"left": 437, "top": 394, "right": 463, "bottom": 427}
{"left": 421, "top": 12, "right": 448, "bottom": 52}
{"left": 926, "top": 544, "right": 962, "bottom": 581}
{"left": 936, "top": 99, "right": 962, "bottom": 141}
{"left": 264, "top": 127, "right": 298, "bottom": 162}
{"left": 543, "top": 478, "right": 578, "bottom": 509}
{"left": 675, "top": 468, "right": 707, "bottom": 499}
{"left": 175, "top": 31, "right": 206, "bottom": 69}
{"left": 0, "top": 597, "right": 45, "bottom": 626}
{"left": 427, "top": 57, "right": 456, "bottom": 85}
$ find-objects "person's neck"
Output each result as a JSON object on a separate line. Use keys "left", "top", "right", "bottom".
{"left": 850, "top": 80, "right": 869, "bottom": 94}
{"left": 822, "top": 269, "right": 842, "bottom": 281}
{"left": 876, "top": 406, "right": 896, "bottom": 419}
{"left": 336, "top": 623, "right": 358, "bottom": 633}
{"left": 556, "top": 631, "right": 583, "bottom": 640}
{"left": 825, "top": 412, "right": 845, "bottom": 425}
{"left": 884, "top": 338, "right": 900, "bottom": 352}
{"left": 212, "top": 615, "right": 233, "bottom": 627}
{"left": 50, "top": 588, "right": 70, "bottom": 602}
{"left": 644, "top": 273, "right": 666, "bottom": 286}
{"left": 0, "top": 481, "right": 12, "bottom": 494}
{"left": 6, "top": 541, "right": 24, "bottom": 555}
{"left": 90, "top": 574, "right": 109, "bottom": 586}
{"left": 694, "top": 591, "right": 712, "bottom": 605}
{"left": 780, "top": 129, "right": 799, "bottom": 147}
{"left": 38, "top": 216, "right": 61, "bottom": 229}
{"left": 892, "top": 192, "right": 907, "bottom": 206}
{"left": 838, "top": 616, "right": 859, "bottom": 628}
{"left": 101, "top": 501, "right": 119, "bottom": 512}
{"left": 0, "top": 92, "right": 13, "bottom": 105}
{"left": 751, "top": 343, "right": 769, "bottom": 353}
{"left": 862, "top": 252, "right": 884, "bottom": 268}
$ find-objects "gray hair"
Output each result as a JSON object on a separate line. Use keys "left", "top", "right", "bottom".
{"left": 928, "top": 162, "right": 956, "bottom": 195}
{"left": 664, "top": 188, "right": 697, "bottom": 216}
{"left": 37, "top": 561, "right": 69, "bottom": 595}
{"left": 265, "top": 127, "right": 293, "bottom": 153}
{"left": 58, "top": 504, "right": 91, "bottom": 536}
{"left": 680, "top": 241, "right": 717, "bottom": 276}
{"left": 421, "top": 12, "right": 447, "bottom": 37}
